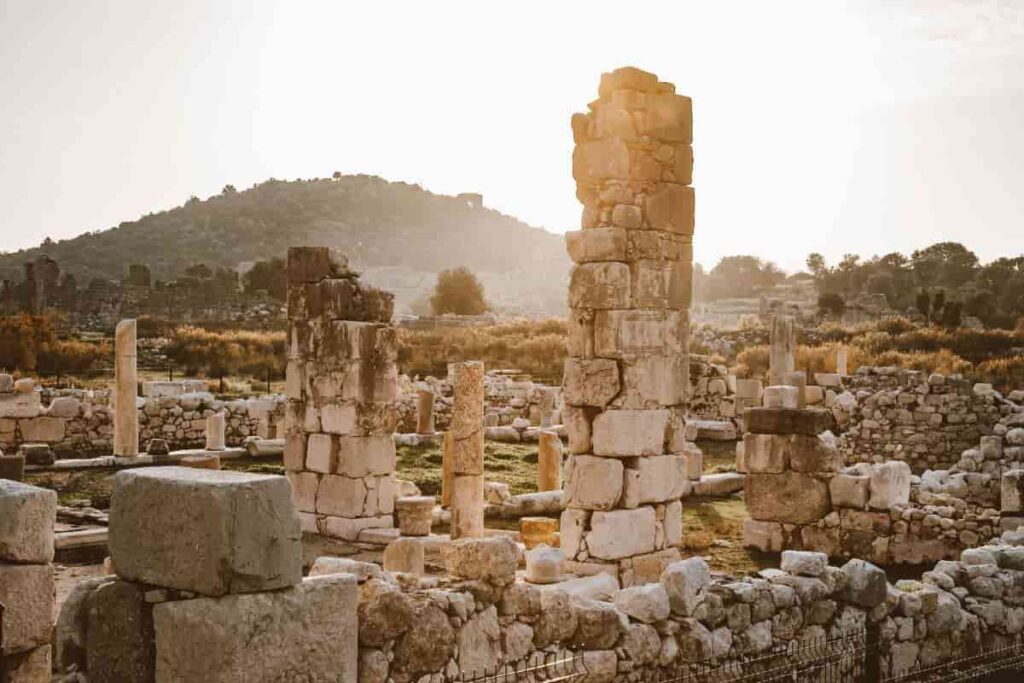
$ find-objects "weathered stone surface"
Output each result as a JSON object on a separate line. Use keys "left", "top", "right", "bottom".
{"left": 1, "top": 644, "right": 51, "bottom": 682}
{"left": 86, "top": 579, "right": 154, "bottom": 683}
{"left": 763, "top": 385, "right": 800, "bottom": 410}
{"left": 458, "top": 606, "right": 502, "bottom": 676}
{"left": 621, "top": 355, "right": 688, "bottom": 406}
{"left": 568, "top": 263, "right": 631, "bottom": 309}
{"left": 565, "top": 228, "right": 628, "bottom": 263}
{"left": 830, "top": 470, "right": 871, "bottom": 509}
{"left": 743, "top": 407, "right": 835, "bottom": 436}
{"left": 0, "top": 564, "right": 53, "bottom": 655}
{"left": 746, "top": 472, "right": 831, "bottom": 525}
{"left": 113, "top": 318, "right": 139, "bottom": 457}
{"left": 109, "top": 467, "right": 302, "bottom": 596}
{"left": 525, "top": 545, "right": 564, "bottom": 584}
{"left": 0, "top": 480, "right": 55, "bottom": 563}
{"left": 645, "top": 184, "right": 694, "bottom": 235}
{"left": 868, "top": 461, "right": 912, "bottom": 510}
{"left": 623, "top": 454, "right": 688, "bottom": 505}
{"left": 153, "top": 574, "right": 357, "bottom": 682}
{"left": 394, "top": 496, "right": 433, "bottom": 536}
{"left": 781, "top": 551, "right": 828, "bottom": 577}
{"left": 661, "top": 557, "right": 709, "bottom": 616}
{"left": 563, "top": 455, "right": 623, "bottom": 510}
{"left": 593, "top": 310, "right": 686, "bottom": 359}
{"left": 591, "top": 409, "right": 668, "bottom": 456}
{"left": 383, "top": 537, "right": 424, "bottom": 576}
{"left": 443, "top": 536, "right": 519, "bottom": 584}
{"left": 840, "top": 559, "right": 887, "bottom": 608}
{"left": 587, "top": 507, "right": 657, "bottom": 560}
{"left": 54, "top": 576, "right": 114, "bottom": 674}
{"left": 615, "top": 583, "right": 670, "bottom": 623}
{"left": 450, "top": 473, "right": 485, "bottom": 539}
{"left": 18, "top": 416, "right": 65, "bottom": 443}
{"left": 538, "top": 430, "right": 563, "bottom": 491}
{"left": 743, "top": 519, "right": 784, "bottom": 552}
{"left": 562, "top": 358, "right": 620, "bottom": 408}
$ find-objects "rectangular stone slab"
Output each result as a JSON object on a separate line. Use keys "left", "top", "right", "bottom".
{"left": 152, "top": 574, "right": 357, "bottom": 683}
{"left": 108, "top": 467, "right": 302, "bottom": 597}
{"left": 0, "top": 479, "right": 56, "bottom": 563}
{"left": 0, "top": 564, "right": 53, "bottom": 655}
{"left": 742, "top": 408, "right": 835, "bottom": 436}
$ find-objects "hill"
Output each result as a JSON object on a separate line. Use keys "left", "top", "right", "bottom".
{"left": 0, "top": 175, "right": 570, "bottom": 314}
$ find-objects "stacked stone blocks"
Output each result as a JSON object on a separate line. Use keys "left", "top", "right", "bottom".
{"left": 0, "top": 480, "right": 56, "bottom": 680}
{"left": 284, "top": 247, "right": 400, "bottom": 541}
{"left": 561, "top": 67, "right": 696, "bottom": 586}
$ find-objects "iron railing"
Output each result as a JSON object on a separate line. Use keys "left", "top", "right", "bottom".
{"left": 883, "top": 634, "right": 1024, "bottom": 682}
{"left": 460, "top": 650, "right": 587, "bottom": 683}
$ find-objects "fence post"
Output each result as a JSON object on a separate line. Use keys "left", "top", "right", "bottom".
{"left": 862, "top": 621, "right": 881, "bottom": 683}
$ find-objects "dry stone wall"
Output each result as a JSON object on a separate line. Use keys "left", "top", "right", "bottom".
{"left": 560, "top": 67, "right": 697, "bottom": 586}
{"left": 284, "top": 246, "right": 400, "bottom": 541}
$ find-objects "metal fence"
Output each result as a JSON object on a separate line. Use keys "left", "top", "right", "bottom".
{"left": 883, "top": 635, "right": 1024, "bottom": 683}
{"left": 460, "top": 650, "right": 587, "bottom": 683}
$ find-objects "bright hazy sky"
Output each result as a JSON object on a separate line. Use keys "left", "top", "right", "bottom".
{"left": 1, "top": 0, "right": 1023, "bottom": 272}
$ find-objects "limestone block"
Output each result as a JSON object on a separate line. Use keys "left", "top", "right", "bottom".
{"left": 525, "top": 545, "right": 564, "bottom": 584}
{"left": 336, "top": 435, "right": 395, "bottom": 478}
{"left": 316, "top": 474, "right": 367, "bottom": 518}
{"left": 321, "top": 514, "right": 392, "bottom": 541}
{"left": 563, "top": 406, "right": 592, "bottom": 455}
{"left": 615, "top": 583, "right": 670, "bottom": 623}
{"left": 86, "top": 579, "right": 154, "bottom": 682}
{"left": 623, "top": 454, "right": 687, "bottom": 505}
{"left": 451, "top": 473, "right": 484, "bottom": 539}
{"left": 593, "top": 309, "right": 687, "bottom": 359}
{"left": 305, "top": 433, "right": 336, "bottom": 473}
{"left": 442, "top": 536, "right": 519, "bottom": 584}
{"left": 743, "top": 519, "right": 784, "bottom": 552}
{"left": 664, "top": 500, "right": 683, "bottom": 548}
{"left": 746, "top": 472, "right": 831, "bottom": 525}
{"left": 395, "top": 496, "right": 434, "bottom": 536}
{"left": 563, "top": 455, "right": 623, "bottom": 510}
{"left": 840, "top": 559, "right": 888, "bottom": 608}
{"left": 592, "top": 409, "right": 668, "bottom": 457}
{"left": 568, "top": 263, "right": 631, "bottom": 310}
{"left": 631, "top": 260, "right": 691, "bottom": 309}
{"left": 47, "top": 396, "right": 80, "bottom": 418}
{"left": 768, "top": 316, "right": 796, "bottom": 386}
{"left": 321, "top": 403, "right": 357, "bottom": 435}
{"left": 538, "top": 430, "right": 563, "bottom": 491}
{"left": 562, "top": 358, "right": 620, "bottom": 408}
{"left": 0, "top": 393, "right": 41, "bottom": 419}
{"left": 789, "top": 432, "right": 840, "bottom": 472}
{"left": 742, "top": 408, "right": 835, "bottom": 436}
{"left": 109, "top": 467, "right": 302, "bottom": 596}
{"left": 572, "top": 137, "right": 630, "bottom": 182}
{"left": 565, "top": 228, "right": 627, "bottom": 263}
{"left": 980, "top": 435, "right": 1003, "bottom": 460}
{"left": 830, "top": 472, "right": 871, "bottom": 509}
{"left": 19, "top": 415, "right": 65, "bottom": 443}
{"left": 763, "top": 386, "right": 800, "bottom": 410}
{"left": 416, "top": 389, "right": 435, "bottom": 434}
{"left": 1, "top": 645, "right": 51, "bottom": 681}
{"left": 451, "top": 361, "right": 485, "bottom": 438}
{"left": 0, "top": 564, "right": 53, "bottom": 655}
{"left": 205, "top": 412, "right": 226, "bottom": 450}
{"left": 521, "top": 517, "right": 560, "bottom": 550}
{"left": 804, "top": 386, "right": 824, "bottom": 405}
{"left": 742, "top": 433, "right": 789, "bottom": 474}
{"left": 0, "top": 374, "right": 10, "bottom": 393}
{"left": 0, "top": 480, "right": 56, "bottom": 563}
{"left": 587, "top": 507, "right": 657, "bottom": 560}
{"left": 1002, "top": 471, "right": 1024, "bottom": 514}
{"left": 645, "top": 184, "right": 694, "bottom": 235}
{"left": 559, "top": 508, "right": 589, "bottom": 558}
{"left": 868, "top": 461, "right": 912, "bottom": 510}
{"left": 383, "top": 537, "right": 425, "bottom": 575}
{"left": 287, "top": 246, "right": 348, "bottom": 284}
{"left": 451, "top": 431, "right": 485, "bottom": 476}
{"left": 153, "top": 574, "right": 358, "bottom": 683}
{"left": 286, "top": 471, "right": 319, "bottom": 513}
{"left": 660, "top": 557, "right": 709, "bottom": 616}
{"left": 781, "top": 550, "right": 828, "bottom": 577}
{"left": 621, "top": 355, "right": 688, "bottom": 406}
{"left": 0, "top": 454, "right": 24, "bottom": 482}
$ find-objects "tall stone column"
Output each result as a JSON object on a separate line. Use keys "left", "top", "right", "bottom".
{"left": 416, "top": 389, "right": 435, "bottom": 435}
{"left": 769, "top": 315, "right": 796, "bottom": 386}
{"left": 836, "top": 347, "right": 848, "bottom": 376}
{"left": 205, "top": 412, "right": 226, "bottom": 451}
{"left": 283, "top": 247, "right": 399, "bottom": 541}
{"left": 113, "top": 319, "right": 138, "bottom": 457}
{"left": 538, "top": 430, "right": 563, "bottom": 491}
{"left": 449, "top": 361, "right": 484, "bottom": 539}
{"left": 561, "top": 67, "right": 695, "bottom": 586}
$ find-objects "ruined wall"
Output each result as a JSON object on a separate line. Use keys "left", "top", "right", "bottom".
{"left": 284, "top": 247, "right": 400, "bottom": 541}
{"left": 0, "top": 377, "right": 282, "bottom": 457}
{"left": 560, "top": 67, "right": 696, "bottom": 585}
{"left": 834, "top": 370, "right": 1012, "bottom": 472}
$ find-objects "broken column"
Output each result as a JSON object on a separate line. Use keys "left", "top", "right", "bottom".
{"left": 113, "top": 319, "right": 139, "bottom": 457}
{"left": 0, "top": 480, "right": 56, "bottom": 680}
{"left": 449, "top": 361, "right": 485, "bottom": 540}
{"left": 205, "top": 412, "right": 226, "bottom": 451}
{"left": 283, "top": 247, "right": 399, "bottom": 541}
{"left": 836, "top": 347, "right": 848, "bottom": 376}
{"left": 561, "top": 66, "right": 694, "bottom": 586}
{"left": 537, "top": 430, "right": 563, "bottom": 491}
{"left": 768, "top": 315, "right": 796, "bottom": 387}
{"left": 416, "top": 388, "right": 435, "bottom": 434}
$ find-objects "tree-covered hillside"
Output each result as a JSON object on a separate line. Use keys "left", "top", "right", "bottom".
{"left": 0, "top": 175, "right": 568, "bottom": 285}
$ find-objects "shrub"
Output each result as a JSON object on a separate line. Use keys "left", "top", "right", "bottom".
{"left": 429, "top": 267, "right": 489, "bottom": 315}
{"left": 163, "top": 326, "right": 286, "bottom": 383}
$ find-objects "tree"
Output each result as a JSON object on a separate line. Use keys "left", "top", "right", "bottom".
{"left": 940, "top": 300, "right": 963, "bottom": 328}
{"left": 916, "top": 290, "right": 931, "bottom": 319}
{"left": 817, "top": 292, "right": 846, "bottom": 317}
{"left": 243, "top": 258, "right": 287, "bottom": 300}
{"left": 806, "top": 253, "right": 826, "bottom": 277}
{"left": 911, "top": 242, "right": 979, "bottom": 290}
{"left": 222, "top": 184, "right": 237, "bottom": 195}
{"left": 184, "top": 263, "right": 213, "bottom": 279}
{"left": 706, "top": 256, "right": 786, "bottom": 300}
{"left": 430, "top": 267, "right": 489, "bottom": 315}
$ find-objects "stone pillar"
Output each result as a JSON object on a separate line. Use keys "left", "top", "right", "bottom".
{"left": 415, "top": 388, "right": 435, "bottom": 435}
{"left": 205, "top": 412, "right": 226, "bottom": 451}
{"left": 784, "top": 370, "right": 808, "bottom": 410}
{"left": 113, "top": 319, "right": 138, "bottom": 457}
{"left": 538, "top": 430, "right": 563, "bottom": 491}
{"left": 836, "top": 347, "right": 848, "bottom": 376}
{"left": 562, "top": 67, "right": 694, "bottom": 586}
{"left": 769, "top": 315, "right": 796, "bottom": 386}
{"left": 283, "top": 247, "right": 398, "bottom": 541}
{"left": 441, "top": 431, "right": 453, "bottom": 508}
{"left": 449, "top": 361, "right": 484, "bottom": 540}
{"left": 0, "top": 480, "right": 56, "bottom": 678}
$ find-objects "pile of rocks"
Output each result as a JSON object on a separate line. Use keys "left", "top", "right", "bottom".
{"left": 54, "top": 466, "right": 357, "bottom": 681}
{"left": 283, "top": 247, "right": 400, "bottom": 541}
{"left": 0, "top": 480, "right": 56, "bottom": 680}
